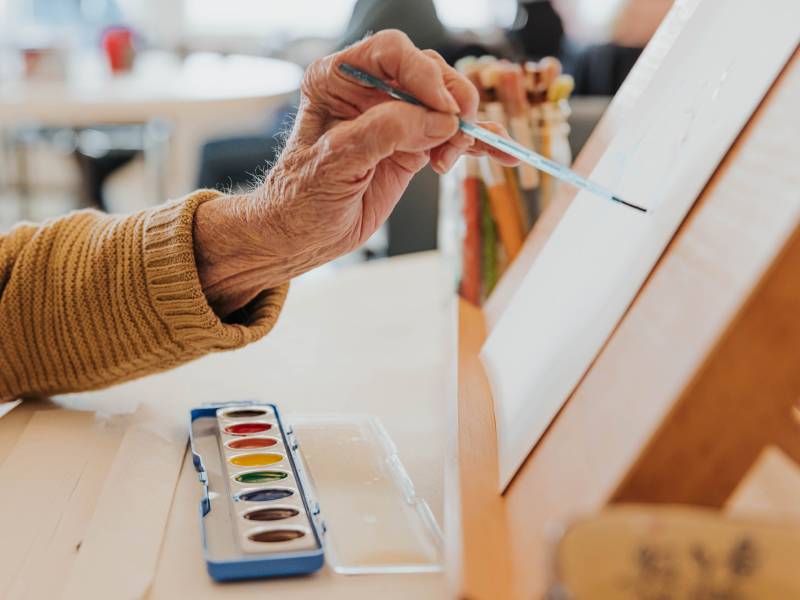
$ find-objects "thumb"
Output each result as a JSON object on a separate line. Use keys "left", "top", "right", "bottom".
{"left": 325, "top": 102, "right": 458, "bottom": 179}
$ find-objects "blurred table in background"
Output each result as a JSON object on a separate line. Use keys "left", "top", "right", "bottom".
{"left": 0, "top": 51, "right": 303, "bottom": 203}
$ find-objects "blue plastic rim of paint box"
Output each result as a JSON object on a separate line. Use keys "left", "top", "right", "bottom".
{"left": 189, "top": 402, "right": 325, "bottom": 581}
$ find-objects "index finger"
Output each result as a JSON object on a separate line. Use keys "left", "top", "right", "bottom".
{"left": 421, "top": 49, "right": 478, "bottom": 123}
{"left": 335, "top": 30, "right": 460, "bottom": 115}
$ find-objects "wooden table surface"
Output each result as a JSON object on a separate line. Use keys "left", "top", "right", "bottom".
{"left": 1, "top": 251, "right": 450, "bottom": 600}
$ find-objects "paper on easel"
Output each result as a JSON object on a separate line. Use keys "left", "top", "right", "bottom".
{"left": 62, "top": 403, "right": 187, "bottom": 600}
{"left": 481, "top": 0, "right": 800, "bottom": 491}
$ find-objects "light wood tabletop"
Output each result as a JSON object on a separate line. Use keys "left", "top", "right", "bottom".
{"left": 3, "top": 251, "right": 450, "bottom": 600}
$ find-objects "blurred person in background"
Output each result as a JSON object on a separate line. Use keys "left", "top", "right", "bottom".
{"left": 0, "top": 31, "right": 520, "bottom": 401}
{"left": 509, "top": 0, "right": 673, "bottom": 94}
{"left": 340, "top": 0, "right": 450, "bottom": 60}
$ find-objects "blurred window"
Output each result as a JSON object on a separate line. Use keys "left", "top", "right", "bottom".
{"left": 182, "top": 0, "right": 512, "bottom": 38}
{"left": 3, "top": 0, "right": 125, "bottom": 45}
{"left": 434, "top": 0, "right": 512, "bottom": 30}
{"left": 553, "top": 0, "right": 631, "bottom": 43}
{"left": 183, "top": 0, "right": 359, "bottom": 37}
{"left": 180, "top": 0, "right": 631, "bottom": 42}
{"left": 1, "top": 0, "right": 644, "bottom": 47}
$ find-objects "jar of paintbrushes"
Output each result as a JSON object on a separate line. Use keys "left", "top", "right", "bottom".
{"left": 442, "top": 56, "right": 575, "bottom": 305}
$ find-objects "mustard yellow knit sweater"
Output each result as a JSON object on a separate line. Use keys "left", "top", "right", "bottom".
{"left": 0, "top": 190, "right": 288, "bottom": 401}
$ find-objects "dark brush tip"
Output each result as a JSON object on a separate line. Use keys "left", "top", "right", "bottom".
{"left": 614, "top": 197, "right": 647, "bottom": 213}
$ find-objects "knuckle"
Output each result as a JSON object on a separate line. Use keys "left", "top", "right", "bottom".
{"left": 300, "top": 57, "right": 329, "bottom": 94}
{"left": 377, "top": 29, "right": 410, "bottom": 48}
{"left": 422, "top": 49, "right": 445, "bottom": 63}
{"left": 464, "top": 82, "right": 479, "bottom": 108}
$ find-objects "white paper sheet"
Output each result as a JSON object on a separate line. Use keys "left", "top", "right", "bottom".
{"left": 481, "top": 0, "right": 800, "bottom": 491}
{"left": 0, "top": 399, "right": 21, "bottom": 420}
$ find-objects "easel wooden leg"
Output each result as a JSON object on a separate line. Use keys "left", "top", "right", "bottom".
{"left": 612, "top": 221, "right": 800, "bottom": 508}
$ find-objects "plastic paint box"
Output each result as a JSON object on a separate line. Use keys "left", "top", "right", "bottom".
{"left": 190, "top": 402, "right": 444, "bottom": 580}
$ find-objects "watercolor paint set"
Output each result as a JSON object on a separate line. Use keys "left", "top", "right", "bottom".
{"left": 190, "top": 402, "right": 443, "bottom": 580}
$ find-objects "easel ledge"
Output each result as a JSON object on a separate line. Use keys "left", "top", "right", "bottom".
{"left": 445, "top": 2, "right": 800, "bottom": 598}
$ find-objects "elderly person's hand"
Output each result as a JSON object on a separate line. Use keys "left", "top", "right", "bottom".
{"left": 193, "top": 30, "right": 520, "bottom": 317}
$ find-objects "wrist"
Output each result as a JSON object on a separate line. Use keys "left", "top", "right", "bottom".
{"left": 193, "top": 191, "right": 292, "bottom": 318}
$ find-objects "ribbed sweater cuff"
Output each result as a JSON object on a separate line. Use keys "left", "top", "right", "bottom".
{"left": 142, "top": 190, "right": 289, "bottom": 353}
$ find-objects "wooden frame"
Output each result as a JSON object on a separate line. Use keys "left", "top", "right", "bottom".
{"left": 444, "top": 2, "right": 800, "bottom": 598}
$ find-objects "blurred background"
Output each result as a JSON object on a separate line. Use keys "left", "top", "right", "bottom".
{"left": 0, "top": 0, "right": 673, "bottom": 267}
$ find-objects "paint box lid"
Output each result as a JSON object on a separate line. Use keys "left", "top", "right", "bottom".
{"left": 286, "top": 413, "right": 444, "bottom": 574}
{"left": 190, "top": 403, "right": 443, "bottom": 579}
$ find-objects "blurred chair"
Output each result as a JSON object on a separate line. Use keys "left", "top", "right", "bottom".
{"left": 386, "top": 161, "right": 439, "bottom": 257}
{"left": 3, "top": 119, "right": 171, "bottom": 214}
{"left": 197, "top": 103, "right": 296, "bottom": 193}
{"left": 198, "top": 135, "right": 283, "bottom": 192}
{"left": 561, "top": 40, "right": 643, "bottom": 96}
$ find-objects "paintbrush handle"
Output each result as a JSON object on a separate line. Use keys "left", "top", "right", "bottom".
{"left": 459, "top": 120, "right": 614, "bottom": 205}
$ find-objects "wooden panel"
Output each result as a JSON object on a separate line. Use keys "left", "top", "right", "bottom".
{"left": 63, "top": 404, "right": 187, "bottom": 600}
{"left": 554, "top": 505, "right": 800, "bottom": 600}
{"left": 613, "top": 199, "right": 800, "bottom": 504}
{"left": 725, "top": 445, "right": 800, "bottom": 527}
{"left": 447, "top": 299, "right": 513, "bottom": 600}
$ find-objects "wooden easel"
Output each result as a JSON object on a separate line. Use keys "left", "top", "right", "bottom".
{"left": 444, "top": 2, "right": 800, "bottom": 598}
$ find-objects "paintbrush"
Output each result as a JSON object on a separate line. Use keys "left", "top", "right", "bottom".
{"left": 498, "top": 64, "right": 539, "bottom": 192}
{"left": 338, "top": 63, "right": 645, "bottom": 213}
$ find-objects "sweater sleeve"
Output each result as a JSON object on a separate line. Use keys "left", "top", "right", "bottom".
{"left": 0, "top": 189, "right": 289, "bottom": 401}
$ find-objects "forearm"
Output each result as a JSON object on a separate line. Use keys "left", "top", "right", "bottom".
{"left": 0, "top": 190, "right": 288, "bottom": 401}
{"left": 192, "top": 159, "right": 342, "bottom": 318}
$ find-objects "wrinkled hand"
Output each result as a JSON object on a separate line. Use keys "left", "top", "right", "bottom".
{"left": 194, "top": 30, "right": 519, "bottom": 318}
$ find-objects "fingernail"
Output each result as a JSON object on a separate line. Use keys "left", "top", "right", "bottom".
{"left": 441, "top": 89, "right": 460, "bottom": 113}
{"left": 436, "top": 146, "right": 459, "bottom": 173}
{"left": 425, "top": 113, "right": 458, "bottom": 138}
{"left": 464, "top": 134, "right": 475, "bottom": 146}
